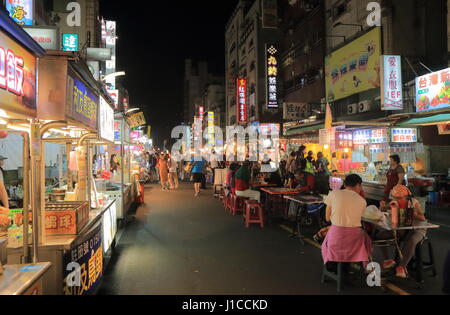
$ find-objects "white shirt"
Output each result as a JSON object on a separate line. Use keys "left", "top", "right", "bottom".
{"left": 325, "top": 189, "right": 367, "bottom": 228}
{"left": 210, "top": 156, "right": 219, "bottom": 169}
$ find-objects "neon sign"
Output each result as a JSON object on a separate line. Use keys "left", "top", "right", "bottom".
{"left": 237, "top": 78, "right": 247, "bottom": 123}
{"left": 0, "top": 47, "right": 24, "bottom": 96}
{"left": 266, "top": 45, "right": 279, "bottom": 108}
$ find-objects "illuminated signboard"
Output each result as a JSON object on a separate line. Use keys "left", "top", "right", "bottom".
{"left": 23, "top": 27, "right": 58, "bottom": 50}
{"left": 127, "top": 112, "right": 146, "bottom": 128}
{"left": 199, "top": 106, "right": 205, "bottom": 120}
{"left": 69, "top": 75, "right": 98, "bottom": 129}
{"left": 391, "top": 128, "right": 417, "bottom": 143}
{"left": 416, "top": 67, "right": 450, "bottom": 112}
{"left": 6, "top": 0, "right": 33, "bottom": 26}
{"left": 62, "top": 33, "right": 79, "bottom": 51}
{"left": 207, "top": 111, "right": 215, "bottom": 145}
{"left": 266, "top": 45, "right": 279, "bottom": 108}
{"left": 335, "top": 131, "right": 354, "bottom": 149}
{"left": 353, "top": 128, "right": 388, "bottom": 145}
{"left": 105, "top": 21, "right": 117, "bottom": 87}
{"left": 237, "top": 78, "right": 247, "bottom": 123}
{"left": 99, "top": 96, "right": 114, "bottom": 142}
{"left": 107, "top": 89, "right": 119, "bottom": 109}
{"left": 0, "top": 28, "right": 37, "bottom": 117}
{"left": 381, "top": 55, "right": 403, "bottom": 110}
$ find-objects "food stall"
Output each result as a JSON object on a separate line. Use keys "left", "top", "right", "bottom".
{"left": 5, "top": 50, "right": 117, "bottom": 295}
{"left": 0, "top": 10, "right": 52, "bottom": 294}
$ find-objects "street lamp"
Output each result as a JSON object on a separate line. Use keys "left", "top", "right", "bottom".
{"left": 102, "top": 71, "right": 126, "bottom": 82}
{"left": 333, "top": 22, "right": 364, "bottom": 32}
{"left": 125, "top": 107, "right": 140, "bottom": 115}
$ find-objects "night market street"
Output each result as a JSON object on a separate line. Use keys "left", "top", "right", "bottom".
{"left": 99, "top": 183, "right": 448, "bottom": 295}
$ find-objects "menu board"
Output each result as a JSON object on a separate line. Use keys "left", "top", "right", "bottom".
{"left": 335, "top": 131, "right": 354, "bottom": 149}
{"left": 391, "top": 128, "right": 418, "bottom": 143}
{"left": 353, "top": 129, "right": 388, "bottom": 145}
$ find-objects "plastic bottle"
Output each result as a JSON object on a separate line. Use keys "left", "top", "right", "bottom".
{"left": 390, "top": 203, "right": 399, "bottom": 227}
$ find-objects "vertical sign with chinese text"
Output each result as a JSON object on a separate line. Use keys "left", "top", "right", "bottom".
{"left": 207, "top": 111, "right": 215, "bottom": 145}
{"left": 381, "top": 55, "right": 403, "bottom": 110}
{"left": 266, "top": 45, "right": 279, "bottom": 108}
{"left": 62, "top": 33, "right": 79, "bottom": 51}
{"left": 237, "top": 78, "right": 247, "bottom": 123}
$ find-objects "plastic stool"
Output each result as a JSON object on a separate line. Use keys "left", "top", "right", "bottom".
{"left": 321, "top": 262, "right": 344, "bottom": 293}
{"left": 244, "top": 201, "right": 264, "bottom": 228}
{"left": 231, "top": 195, "right": 248, "bottom": 216}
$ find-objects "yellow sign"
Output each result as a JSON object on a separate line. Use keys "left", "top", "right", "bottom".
{"left": 127, "top": 112, "right": 146, "bottom": 128}
{"left": 325, "top": 27, "right": 381, "bottom": 101}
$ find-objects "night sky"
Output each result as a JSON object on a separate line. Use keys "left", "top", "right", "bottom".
{"left": 100, "top": 0, "right": 239, "bottom": 148}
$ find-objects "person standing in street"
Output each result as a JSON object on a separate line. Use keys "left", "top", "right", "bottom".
{"left": 209, "top": 150, "right": 219, "bottom": 184}
{"left": 159, "top": 154, "right": 169, "bottom": 190}
{"left": 168, "top": 154, "right": 179, "bottom": 190}
{"left": 286, "top": 152, "right": 297, "bottom": 188}
{"left": 191, "top": 153, "right": 207, "bottom": 197}
{"left": 316, "top": 152, "right": 330, "bottom": 176}
{"left": 384, "top": 155, "right": 405, "bottom": 202}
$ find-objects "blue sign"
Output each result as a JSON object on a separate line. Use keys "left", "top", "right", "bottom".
{"left": 6, "top": 0, "right": 33, "bottom": 26}
{"left": 63, "top": 222, "right": 103, "bottom": 296}
{"left": 62, "top": 33, "right": 79, "bottom": 51}
{"left": 70, "top": 76, "right": 98, "bottom": 129}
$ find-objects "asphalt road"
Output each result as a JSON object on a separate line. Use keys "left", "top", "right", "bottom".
{"left": 99, "top": 183, "right": 447, "bottom": 295}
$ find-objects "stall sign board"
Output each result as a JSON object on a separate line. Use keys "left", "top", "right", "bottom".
{"left": 207, "top": 111, "right": 215, "bottom": 145}
{"left": 107, "top": 89, "right": 119, "bottom": 109}
{"left": 353, "top": 128, "right": 388, "bottom": 145}
{"left": 335, "top": 131, "right": 354, "bottom": 149}
{"left": 437, "top": 123, "right": 450, "bottom": 135}
{"left": 99, "top": 96, "right": 114, "bottom": 142}
{"left": 381, "top": 55, "right": 403, "bottom": 110}
{"left": 114, "top": 120, "right": 122, "bottom": 142}
{"left": 0, "top": 28, "right": 37, "bottom": 117}
{"left": 68, "top": 75, "right": 98, "bottom": 129}
{"left": 416, "top": 67, "right": 450, "bottom": 112}
{"left": 391, "top": 128, "right": 418, "bottom": 143}
{"left": 6, "top": 0, "right": 33, "bottom": 26}
{"left": 237, "top": 78, "right": 247, "bottom": 123}
{"left": 63, "top": 222, "right": 103, "bottom": 296}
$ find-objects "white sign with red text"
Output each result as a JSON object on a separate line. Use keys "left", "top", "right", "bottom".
{"left": 381, "top": 55, "right": 403, "bottom": 110}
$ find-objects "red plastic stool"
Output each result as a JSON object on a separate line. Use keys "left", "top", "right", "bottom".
{"left": 244, "top": 201, "right": 264, "bottom": 229}
{"left": 231, "top": 194, "right": 249, "bottom": 216}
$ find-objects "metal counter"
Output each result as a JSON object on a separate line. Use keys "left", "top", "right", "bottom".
{"left": 362, "top": 181, "right": 385, "bottom": 201}
{"left": 7, "top": 199, "right": 117, "bottom": 295}
{"left": 0, "top": 262, "right": 52, "bottom": 295}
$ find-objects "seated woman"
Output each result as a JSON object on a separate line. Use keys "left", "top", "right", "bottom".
{"left": 321, "top": 174, "right": 372, "bottom": 267}
{"left": 234, "top": 161, "right": 261, "bottom": 202}
{"left": 374, "top": 185, "right": 427, "bottom": 278}
{"left": 290, "top": 168, "right": 315, "bottom": 193}
{"left": 225, "top": 163, "right": 240, "bottom": 194}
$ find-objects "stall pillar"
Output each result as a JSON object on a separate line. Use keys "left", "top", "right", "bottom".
{"left": 30, "top": 122, "right": 43, "bottom": 262}
{"left": 22, "top": 133, "right": 31, "bottom": 264}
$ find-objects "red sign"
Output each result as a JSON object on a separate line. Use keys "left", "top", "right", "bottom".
{"left": 237, "top": 78, "right": 247, "bottom": 123}
{"left": 335, "top": 131, "right": 354, "bottom": 149}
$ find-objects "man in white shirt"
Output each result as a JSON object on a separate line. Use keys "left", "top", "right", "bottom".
{"left": 325, "top": 174, "right": 366, "bottom": 227}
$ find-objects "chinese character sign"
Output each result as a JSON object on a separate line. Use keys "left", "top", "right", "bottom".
{"left": 325, "top": 27, "right": 381, "bottom": 101}
{"left": 0, "top": 28, "right": 37, "bottom": 117}
{"left": 6, "top": 0, "right": 33, "bottom": 26}
{"left": 62, "top": 34, "right": 79, "bottom": 52}
{"left": 416, "top": 67, "right": 450, "bottom": 112}
{"left": 353, "top": 128, "right": 388, "bottom": 145}
{"left": 63, "top": 223, "right": 103, "bottom": 296}
{"left": 381, "top": 55, "right": 403, "bottom": 110}
{"left": 266, "top": 45, "right": 279, "bottom": 108}
{"left": 207, "top": 111, "right": 215, "bottom": 145}
{"left": 335, "top": 131, "right": 354, "bottom": 149}
{"left": 71, "top": 76, "right": 98, "bottom": 129}
{"left": 237, "top": 79, "right": 247, "bottom": 123}
{"left": 391, "top": 128, "right": 417, "bottom": 143}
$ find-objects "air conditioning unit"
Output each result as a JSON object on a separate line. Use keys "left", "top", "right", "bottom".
{"left": 348, "top": 103, "right": 357, "bottom": 115}
{"left": 358, "top": 100, "right": 372, "bottom": 113}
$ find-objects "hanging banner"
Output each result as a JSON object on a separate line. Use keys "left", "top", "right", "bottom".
{"left": 381, "top": 55, "right": 403, "bottom": 110}
{"left": 99, "top": 96, "right": 114, "bottom": 142}
{"left": 416, "top": 67, "right": 450, "bottom": 112}
{"left": 266, "top": 44, "right": 279, "bottom": 108}
{"left": 237, "top": 78, "right": 247, "bottom": 123}
{"left": 6, "top": 0, "right": 33, "bottom": 26}
{"left": 0, "top": 28, "right": 37, "bottom": 117}
{"left": 325, "top": 27, "right": 381, "bottom": 101}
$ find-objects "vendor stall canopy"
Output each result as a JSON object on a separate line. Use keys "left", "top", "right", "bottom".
{"left": 396, "top": 113, "right": 450, "bottom": 127}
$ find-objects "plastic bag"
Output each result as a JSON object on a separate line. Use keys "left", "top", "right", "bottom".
{"left": 363, "top": 205, "right": 384, "bottom": 221}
